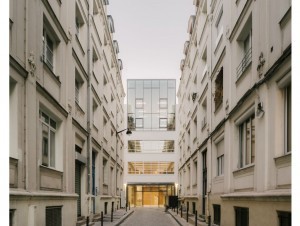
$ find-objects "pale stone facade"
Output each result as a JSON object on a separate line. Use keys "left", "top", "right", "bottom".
{"left": 9, "top": 0, "right": 126, "bottom": 225}
{"left": 177, "top": 0, "right": 291, "bottom": 225}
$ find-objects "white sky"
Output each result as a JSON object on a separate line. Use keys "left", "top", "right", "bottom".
{"left": 107, "top": 0, "right": 195, "bottom": 95}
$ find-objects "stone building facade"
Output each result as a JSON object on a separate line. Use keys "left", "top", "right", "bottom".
{"left": 9, "top": 0, "right": 126, "bottom": 225}
{"left": 177, "top": 0, "right": 291, "bottom": 225}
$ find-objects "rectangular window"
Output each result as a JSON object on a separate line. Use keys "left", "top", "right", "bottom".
{"left": 40, "top": 111, "right": 57, "bottom": 168}
{"left": 278, "top": 211, "right": 291, "bottom": 226}
{"left": 160, "top": 98, "right": 168, "bottom": 109}
{"left": 128, "top": 162, "right": 174, "bottom": 174}
{"left": 43, "top": 29, "right": 54, "bottom": 70}
{"left": 136, "top": 118, "right": 143, "bottom": 128}
{"left": 128, "top": 140, "right": 174, "bottom": 153}
{"left": 214, "top": 67, "right": 223, "bottom": 110}
{"left": 136, "top": 99, "right": 144, "bottom": 109}
{"left": 216, "top": 139, "right": 224, "bottom": 176}
{"left": 235, "top": 207, "right": 249, "bottom": 226}
{"left": 75, "top": 79, "right": 80, "bottom": 103}
{"left": 159, "top": 118, "right": 167, "bottom": 128}
{"left": 285, "top": 85, "right": 291, "bottom": 153}
{"left": 46, "top": 206, "right": 62, "bottom": 226}
{"left": 213, "top": 204, "right": 221, "bottom": 225}
{"left": 239, "top": 114, "right": 255, "bottom": 168}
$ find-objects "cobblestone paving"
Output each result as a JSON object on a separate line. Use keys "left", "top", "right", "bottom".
{"left": 120, "top": 207, "right": 179, "bottom": 226}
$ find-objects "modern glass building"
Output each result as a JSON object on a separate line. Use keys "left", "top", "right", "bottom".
{"left": 124, "top": 79, "right": 178, "bottom": 207}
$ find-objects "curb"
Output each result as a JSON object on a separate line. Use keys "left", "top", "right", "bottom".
{"left": 114, "top": 210, "right": 134, "bottom": 226}
{"left": 167, "top": 210, "right": 183, "bottom": 226}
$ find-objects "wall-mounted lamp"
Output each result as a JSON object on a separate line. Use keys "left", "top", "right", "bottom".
{"left": 256, "top": 101, "right": 264, "bottom": 118}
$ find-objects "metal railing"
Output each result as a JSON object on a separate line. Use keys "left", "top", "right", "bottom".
{"left": 236, "top": 47, "right": 252, "bottom": 80}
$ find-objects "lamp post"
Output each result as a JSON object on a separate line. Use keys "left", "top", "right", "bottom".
{"left": 116, "top": 128, "right": 132, "bottom": 209}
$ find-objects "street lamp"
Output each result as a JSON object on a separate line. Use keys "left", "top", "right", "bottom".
{"left": 115, "top": 128, "right": 132, "bottom": 209}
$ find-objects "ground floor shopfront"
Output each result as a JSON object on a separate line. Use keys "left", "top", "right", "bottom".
{"left": 127, "top": 184, "right": 176, "bottom": 207}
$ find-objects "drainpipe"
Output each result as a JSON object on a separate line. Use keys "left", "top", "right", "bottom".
{"left": 87, "top": 0, "right": 93, "bottom": 217}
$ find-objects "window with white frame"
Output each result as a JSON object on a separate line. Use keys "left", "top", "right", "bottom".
{"left": 40, "top": 111, "right": 57, "bottom": 168}
{"left": 215, "top": 6, "right": 223, "bottom": 45}
{"left": 214, "top": 67, "right": 223, "bottom": 110}
{"left": 236, "top": 15, "right": 252, "bottom": 80}
{"left": 75, "top": 69, "right": 83, "bottom": 105}
{"left": 43, "top": 29, "right": 55, "bottom": 70}
{"left": 285, "top": 84, "right": 291, "bottom": 153}
{"left": 193, "top": 160, "right": 197, "bottom": 185}
{"left": 216, "top": 139, "right": 224, "bottom": 176}
{"left": 239, "top": 114, "right": 255, "bottom": 168}
{"left": 75, "top": 4, "right": 84, "bottom": 37}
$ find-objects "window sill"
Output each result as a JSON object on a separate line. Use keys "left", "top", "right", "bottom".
{"left": 274, "top": 153, "right": 291, "bottom": 167}
{"left": 40, "top": 164, "right": 63, "bottom": 174}
{"left": 233, "top": 164, "right": 254, "bottom": 177}
{"left": 75, "top": 101, "right": 85, "bottom": 115}
{"left": 213, "top": 175, "right": 224, "bottom": 183}
{"left": 214, "top": 102, "right": 223, "bottom": 114}
{"left": 236, "top": 61, "right": 252, "bottom": 83}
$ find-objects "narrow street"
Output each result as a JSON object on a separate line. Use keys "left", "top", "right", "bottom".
{"left": 120, "top": 207, "right": 179, "bottom": 226}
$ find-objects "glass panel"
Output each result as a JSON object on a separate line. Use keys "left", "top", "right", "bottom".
{"left": 152, "top": 88, "right": 159, "bottom": 114}
{"left": 160, "top": 98, "right": 168, "bottom": 109}
{"left": 152, "top": 80, "right": 159, "bottom": 88}
{"left": 136, "top": 81, "right": 144, "bottom": 98}
{"left": 152, "top": 114, "right": 159, "bottom": 130}
{"left": 42, "top": 112, "right": 49, "bottom": 123}
{"left": 136, "top": 118, "right": 143, "bottom": 128}
{"left": 159, "top": 118, "right": 167, "bottom": 128}
{"left": 168, "top": 88, "right": 176, "bottom": 113}
{"left": 50, "top": 118, "right": 56, "bottom": 129}
{"left": 127, "top": 89, "right": 135, "bottom": 113}
{"left": 136, "top": 99, "right": 144, "bottom": 109}
{"left": 168, "top": 80, "right": 176, "bottom": 88}
{"left": 251, "top": 115, "right": 255, "bottom": 163}
{"left": 144, "top": 80, "right": 151, "bottom": 88}
{"left": 160, "top": 80, "right": 168, "bottom": 98}
{"left": 144, "top": 114, "right": 151, "bottom": 129}
{"left": 128, "top": 80, "right": 135, "bottom": 88}
{"left": 42, "top": 136, "right": 49, "bottom": 166}
{"left": 144, "top": 89, "right": 151, "bottom": 113}
{"left": 127, "top": 114, "right": 135, "bottom": 130}
{"left": 50, "top": 130, "right": 55, "bottom": 167}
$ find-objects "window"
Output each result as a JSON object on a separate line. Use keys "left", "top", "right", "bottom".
{"left": 159, "top": 118, "right": 167, "bottom": 128}
{"left": 239, "top": 114, "right": 255, "bottom": 168}
{"left": 75, "top": 4, "right": 84, "bottom": 36}
{"left": 40, "top": 111, "right": 57, "bottom": 168}
{"left": 216, "top": 139, "right": 224, "bottom": 176}
{"left": 128, "top": 162, "right": 174, "bottom": 174}
{"left": 160, "top": 98, "right": 168, "bottom": 109}
{"left": 136, "top": 118, "right": 143, "bottom": 128}
{"left": 75, "top": 69, "right": 83, "bottom": 105}
{"left": 43, "top": 29, "right": 55, "bottom": 70}
{"left": 214, "top": 67, "right": 223, "bottom": 110}
{"left": 277, "top": 211, "right": 291, "bottom": 226}
{"left": 46, "top": 206, "right": 62, "bottom": 226}
{"left": 215, "top": 6, "right": 223, "bottom": 41}
{"left": 235, "top": 207, "right": 249, "bottom": 226}
{"left": 128, "top": 140, "right": 175, "bottom": 153}
{"left": 236, "top": 15, "right": 252, "bottom": 80}
{"left": 213, "top": 204, "right": 221, "bottom": 225}
{"left": 285, "top": 85, "right": 291, "bottom": 153}
{"left": 136, "top": 99, "right": 144, "bottom": 109}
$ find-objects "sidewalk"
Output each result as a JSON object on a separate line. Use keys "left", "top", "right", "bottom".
{"left": 93, "top": 208, "right": 134, "bottom": 226}
{"left": 167, "top": 208, "right": 208, "bottom": 226}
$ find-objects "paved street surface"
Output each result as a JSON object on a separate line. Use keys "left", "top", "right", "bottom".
{"left": 120, "top": 207, "right": 179, "bottom": 226}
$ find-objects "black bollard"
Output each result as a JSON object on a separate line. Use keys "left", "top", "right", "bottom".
{"left": 86, "top": 216, "right": 89, "bottom": 226}
{"left": 195, "top": 210, "right": 197, "bottom": 226}
{"left": 208, "top": 215, "right": 211, "bottom": 226}
{"left": 177, "top": 205, "right": 178, "bottom": 215}
{"left": 186, "top": 207, "right": 189, "bottom": 222}
{"left": 129, "top": 202, "right": 130, "bottom": 210}
{"left": 181, "top": 207, "right": 182, "bottom": 218}
{"left": 111, "top": 208, "right": 113, "bottom": 222}
{"left": 126, "top": 203, "right": 127, "bottom": 212}
{"left": 101, "top": 212, "right": 103, "bottom": 226}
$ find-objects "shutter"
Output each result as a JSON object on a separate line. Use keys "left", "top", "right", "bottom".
{"left": 75, "top": 161, "right": 81, "bottom": 217}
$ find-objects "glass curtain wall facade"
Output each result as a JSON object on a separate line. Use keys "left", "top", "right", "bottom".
{"left": 127, "top": 79, "right": 176, "bottom": 131}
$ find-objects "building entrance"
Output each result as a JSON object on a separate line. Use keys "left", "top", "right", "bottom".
{"left": 127, "top": 184, "right": 175, "bottom": 207}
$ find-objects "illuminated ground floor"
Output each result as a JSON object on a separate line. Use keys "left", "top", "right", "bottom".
{"left": 127, "top": 183, "right": 176, "bottom": 207}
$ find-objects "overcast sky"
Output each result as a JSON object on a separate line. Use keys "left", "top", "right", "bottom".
{"left": 107, "top": 0, "right": 195, "bottom": 95}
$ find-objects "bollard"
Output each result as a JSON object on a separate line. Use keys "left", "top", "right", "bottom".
{"left": 177, "top": 205, "right": 178, "bottom": 215}
{"left": 126, "top": 203, "right": 128, "bottom": 212}
{"left": 208, "top": 215, "right": 211, "bottom": 226}
{"left": 195, "top": 210, "right": 197, "bottom": 226}
{"left": 129, "top": 202, "right": 130, "bottom": 210}
{"left": 181, "top": 207, "right": 183, "bottom": 218}
{"left": 101, "top": 212, "right": 103, "bottom": 226}
{"left": 186, "top": 207, "right": 189, "bottom": 222}
{"left": 111, "top": 208, "right": 113, "bottom": 222}
{"left": 86, "top": 216, "right": 89, "bottom": 226}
